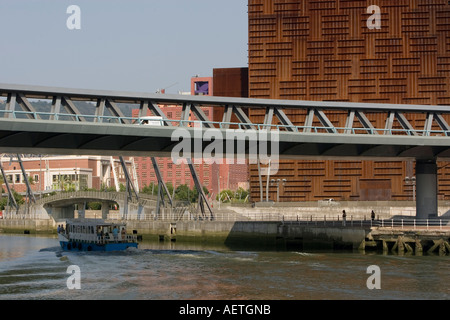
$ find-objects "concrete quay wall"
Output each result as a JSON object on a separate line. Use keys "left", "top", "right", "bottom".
{"left": 126, "top": 220, "right": 368, "bottom": 250}
{"left": 0, "top": 218, "right": 368, "bottom": 250}
{"left": 0, "top": 219, "right": 56, "bottom": 234}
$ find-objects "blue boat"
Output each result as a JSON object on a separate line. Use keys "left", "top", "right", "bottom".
{"left": 58, "top": 219, "right": 138, "bottom": 252}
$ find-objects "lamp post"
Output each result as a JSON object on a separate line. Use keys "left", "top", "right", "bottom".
{"left": 271, "top": 179, "right": 287, "bottom": 202}
{"left": 405, "top": 176, "right": 416, "bottom": 202}
{"left": 74, "top": 168, "right": 78, "bottom": 191}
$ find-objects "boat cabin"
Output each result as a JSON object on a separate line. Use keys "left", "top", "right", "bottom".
{"left": 63, "top": 219, "right": 136, "bottom": 245}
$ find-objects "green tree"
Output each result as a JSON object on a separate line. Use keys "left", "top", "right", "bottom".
{"left": 0, "top": 197, "right": 7, "bottom": 211}
{"left": 191, "top": 185, "right": 210, "bottom": 203}
{"left": 217, "top": 189, "right": 234, "bottom": 203}
{"left": 87, "top": 202, "right": 102, "bottom": 210}
{"left": 166, "top": 182, "right": 174, "bottom": 198}
{"left": 142, "top": 182, "right": 155, "bottom": 195}
{"left": 175, "top": 184, "right": 191, "bottom": 202}
{"left": 236, "top": 187, "right": 249, "bottom": 201}
{"left": 0, "top": 191, "right": 24, "bottom": 210}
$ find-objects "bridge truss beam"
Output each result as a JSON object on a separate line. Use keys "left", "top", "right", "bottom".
{"left": 2, "top": 84, "right": 450, "bottom": 219}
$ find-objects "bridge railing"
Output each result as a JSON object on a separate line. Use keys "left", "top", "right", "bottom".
{"left": 133, "top": 211, "right": 450, "bottom": 230}
{"left": 3, "top": 204, "right": 449, "bottom": 230}
{"left": 3, "top": 109, "right": 450, "bottom": 137}
{"left": 36, "top": 191, "right": 125, "bottom": 205}
{"left": 35, "top": 191, "right": 158, "bottom": 205}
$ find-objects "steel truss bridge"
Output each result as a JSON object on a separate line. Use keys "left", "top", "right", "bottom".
{"left": 1, "top": 83, "right": 450, "bottom": 219}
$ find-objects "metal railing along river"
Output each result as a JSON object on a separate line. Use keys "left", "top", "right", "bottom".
{"left": 2, "top": 202, "right": 449, "bottom": 231}
{"left": 136, "top": 211, "right": 450, "bottom": 231}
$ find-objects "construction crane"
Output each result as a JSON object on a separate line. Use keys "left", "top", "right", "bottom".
{"left": 156, "top": 82, "right": 178, "bottom": 94}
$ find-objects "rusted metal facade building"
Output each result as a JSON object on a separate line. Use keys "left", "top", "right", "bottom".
{"left": 247, "top": 0, "right": 450, "bottom": 201}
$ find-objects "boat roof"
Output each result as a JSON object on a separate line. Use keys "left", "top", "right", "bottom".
{"left": 65, "top": 219, "right": 126, "bottom": 227}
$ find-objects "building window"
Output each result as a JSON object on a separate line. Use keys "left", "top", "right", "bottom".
{"left": 15, "top": 174, "right": 21, "bottom": 183}
{"left": 34, "top": 174, "right": 39, "bottom": 182}
{"left": 195, "top": 81, "right": 210, "bottom": 95}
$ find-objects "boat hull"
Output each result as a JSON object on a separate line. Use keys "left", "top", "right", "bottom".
{"left": 60, "top": 241, "right": 138, "bottom": 252}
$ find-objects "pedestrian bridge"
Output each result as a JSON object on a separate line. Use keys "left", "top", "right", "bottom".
{"left": 1, "top": 83, "right": 450, "bottom": 219}
{"left": 31, "top": 191, "right": 158, "bottom": 221}
{"left": 1, "top": 83, "right": 450, "bottom": 160}
{"left": 36, "top": 191, "right": 152, "bottom": 207}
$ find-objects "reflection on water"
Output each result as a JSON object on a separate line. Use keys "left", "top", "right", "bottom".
{"left": 0, "top": 235, "right": 449, "bottom": 300}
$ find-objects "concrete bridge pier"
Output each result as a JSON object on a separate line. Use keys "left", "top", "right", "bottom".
{"left": 101, "top": 201, "right": 110, "bottom": 219}
{"left": 77, "top": 202, "right": 86, "bottom": 219}
{"left": 416, "top": 159, "right": 438, "bottom": 220}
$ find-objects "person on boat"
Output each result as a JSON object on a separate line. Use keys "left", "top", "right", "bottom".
{"left": 112, "top": 226, "right": 119, "bottom": 242}
{"left": 121, "top": 227, "right": 126, "bottom": 241}
{"left": 96, "top": 227, "right": 101, "bottom": 242}
{"left": 57, "top": 225, "right": 61, "bottom": 233}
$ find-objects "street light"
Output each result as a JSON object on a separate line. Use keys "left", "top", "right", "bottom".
{"left": 405, "top": 176, "right": 416, "bottom": 201}
{"left": 271, "top": 179, "right": 287, "bottom": 202}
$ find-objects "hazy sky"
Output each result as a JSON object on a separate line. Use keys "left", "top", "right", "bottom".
{"left": 0, "top": 1, "right": 248, "bottom": 94}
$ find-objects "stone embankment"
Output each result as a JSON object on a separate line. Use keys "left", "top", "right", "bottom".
{"left": 1, "top": 201, "right": 449, "bottom": 254}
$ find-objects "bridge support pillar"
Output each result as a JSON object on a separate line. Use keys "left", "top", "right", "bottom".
{"left": 77, "top": 203, "right": 86, "bottom": 219}
{"left": 416, "top": 159, "right": 438, "bottom": 220}
{"left": 101, "top": 202, "right": 109, "bottom": 220}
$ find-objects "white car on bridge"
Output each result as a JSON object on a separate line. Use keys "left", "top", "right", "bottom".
{"left": 138, "top": 116, "right": 164, "bottom": 126}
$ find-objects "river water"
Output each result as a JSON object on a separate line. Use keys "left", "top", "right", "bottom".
{"left": 0, "top": 234, "right": 448, "bottom": 300}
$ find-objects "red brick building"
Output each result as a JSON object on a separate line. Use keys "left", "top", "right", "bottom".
{"left": 133, "top": 74, "right": 250, "bottom": 196}
{"left": 1, "top": 155, "right": 133, "bottom": 194}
